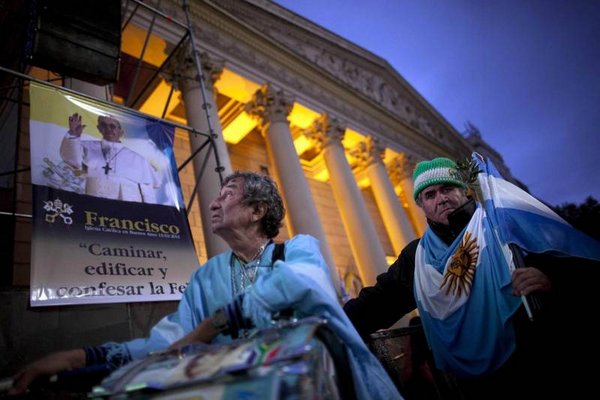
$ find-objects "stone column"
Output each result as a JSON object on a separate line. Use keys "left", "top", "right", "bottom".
{"left": 246, "top": 86, "right": 341, "bottom": 294}
{"left": 171, "top": 48, "right": 233, "bottom": 256}
{"left": 388, "top": 156, "right": 427, "bottom": 236}
{"left": 304, "top": 114, "right": 388, "bottom": 286}
{"left": 351, "top": 136, "right": 416, "bottom": 255}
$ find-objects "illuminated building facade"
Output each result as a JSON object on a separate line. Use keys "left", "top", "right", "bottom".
{"left": 0, "top": 0, "right": 517, "bottom": 372}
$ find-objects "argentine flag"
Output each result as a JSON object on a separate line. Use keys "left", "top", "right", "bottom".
{"left": 414, "top": 153, "right": 600, "bottom": 378}
{"left": 475, "top": 153, "right": 600, "bottom": 261}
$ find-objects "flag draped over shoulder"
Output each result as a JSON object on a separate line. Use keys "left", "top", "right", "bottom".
{"left": 414, "top": 152, "right": 600, "bottom": 378}
{"left": 415, "top": 206, "right": 521, "bottom": 377}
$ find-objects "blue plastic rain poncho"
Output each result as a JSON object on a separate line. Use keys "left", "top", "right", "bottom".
{"left": 90, "top": 235, "right": 402, "bottom": 400}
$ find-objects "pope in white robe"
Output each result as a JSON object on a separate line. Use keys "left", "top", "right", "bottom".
{"left": 60, "top": 113, "right": 160, "bottom": 204}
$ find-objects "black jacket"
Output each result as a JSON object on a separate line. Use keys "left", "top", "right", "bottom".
{"left": 344, "top": 199, "right": 478, "bottom": 337}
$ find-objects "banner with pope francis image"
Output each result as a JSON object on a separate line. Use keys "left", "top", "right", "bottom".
{"left": 28, "top": 82, "right": 199, "bottom": 306}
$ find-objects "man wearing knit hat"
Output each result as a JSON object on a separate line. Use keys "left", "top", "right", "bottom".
{"left": 344, "top": 156, "right": 599, "bottom": 399}
{"left": 411, "top": 157, "right": 467, "bottom": 225}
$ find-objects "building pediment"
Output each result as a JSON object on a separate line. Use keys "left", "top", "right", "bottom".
{"left": 148, "top": 0, "right": 470, "bottom": 159}
{"left": 208, "top": 0, "right": 467, "bottom": 153}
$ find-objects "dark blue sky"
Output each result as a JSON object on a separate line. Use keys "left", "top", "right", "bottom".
{"left": 275, "top": 0, "right": 600, "bottom": 206}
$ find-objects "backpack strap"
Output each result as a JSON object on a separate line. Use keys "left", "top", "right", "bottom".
{"left": 271, "top": 242, "right": 285, "bottom": 263}
{"left": 270, "top": 242, "right": 293, "bottom": 321}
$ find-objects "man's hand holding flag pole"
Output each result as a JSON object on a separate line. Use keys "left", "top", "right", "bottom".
{"left": 452, "top": 152, "right": 600, "bottom": 321}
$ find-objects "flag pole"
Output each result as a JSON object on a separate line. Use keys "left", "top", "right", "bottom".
{"left": 508, "top": 243, "right": 542, "bottom": 321}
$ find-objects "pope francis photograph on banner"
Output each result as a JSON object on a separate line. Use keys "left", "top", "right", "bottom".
{"left": 27, "top": 82, "right": 199, "bottom": 307}
{"left": 29, "top": 82, "right": 183, "bottom": 208}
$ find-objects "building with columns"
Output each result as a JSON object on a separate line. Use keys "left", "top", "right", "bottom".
{"left": 0, "top": 0, "right": 518, "bottom": 374}
{"left": 116, "top": 0, "right": 477, "bottom": 291}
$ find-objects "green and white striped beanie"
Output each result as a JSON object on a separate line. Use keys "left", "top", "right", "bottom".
{"left": 412, "top": 157, "right": 466, "bottom": 200}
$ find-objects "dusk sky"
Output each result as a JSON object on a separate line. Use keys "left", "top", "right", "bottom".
{"left": 274, "top": 0, "right": 600, "bottom": 206}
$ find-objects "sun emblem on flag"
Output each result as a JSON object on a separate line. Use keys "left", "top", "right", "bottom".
{"left": 440, "top": 231, "right": 479, "bottom": 297}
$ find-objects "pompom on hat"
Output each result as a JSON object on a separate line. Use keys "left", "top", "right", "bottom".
{"left": 412, "top": 157, "right": 466, "bottom": 200}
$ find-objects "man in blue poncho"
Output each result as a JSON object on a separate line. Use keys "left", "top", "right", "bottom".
{"left": 10, "top": 171, "right": 401, "bottom": 399}
{"left": 344, "top": 156, "right": 600, "bottom": 399}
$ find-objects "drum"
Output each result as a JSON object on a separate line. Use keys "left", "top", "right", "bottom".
{"left": 366, "top": 322, "right": 461, "bottom": 400}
